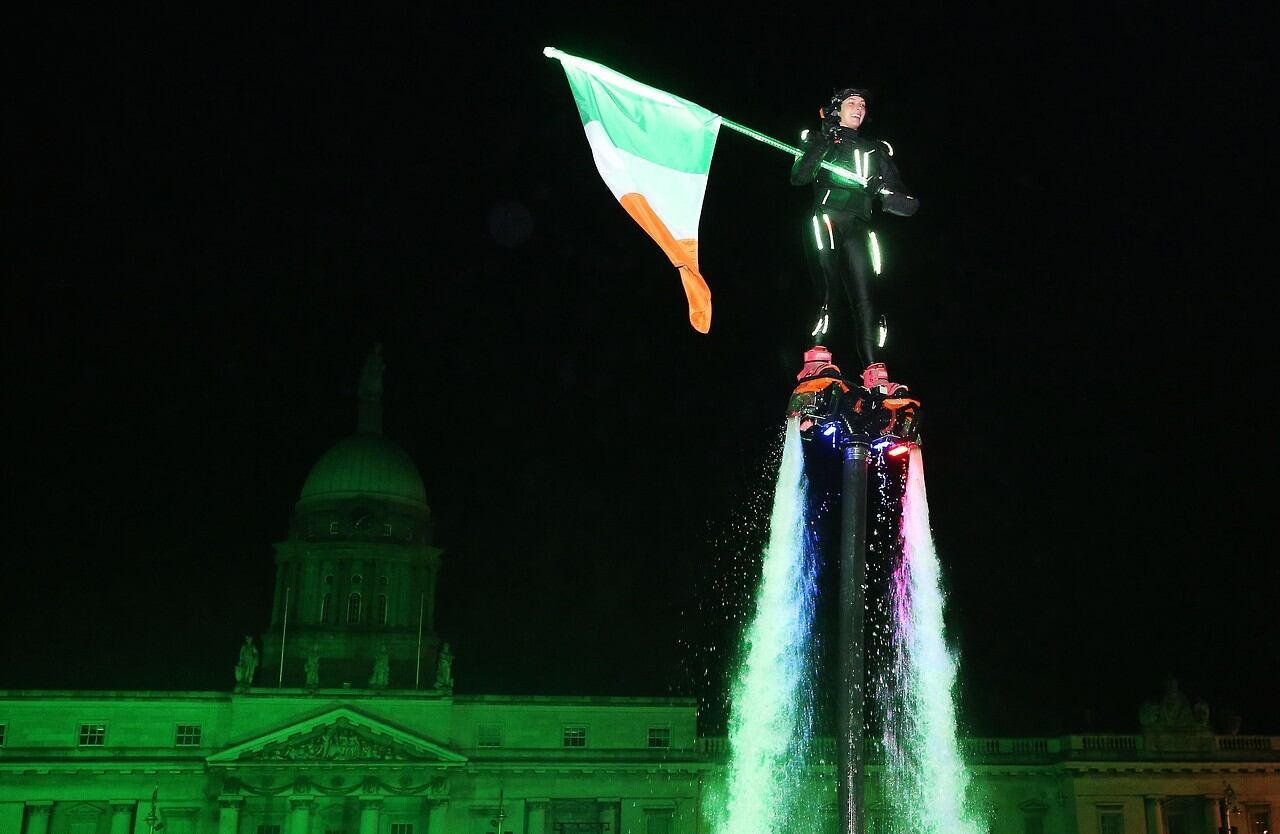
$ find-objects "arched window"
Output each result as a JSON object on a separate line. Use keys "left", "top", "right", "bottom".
{"left": 347, "top": 592, "right": 362, "bottom": 624}
{"left": 377, "top": 594, "right": 388, "bottom": 625}
{"left": 320, "top": 593, "right": 332, "bottom": 624}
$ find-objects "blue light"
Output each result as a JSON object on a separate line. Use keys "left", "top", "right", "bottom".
{"left": 822, "top": 423, "right": 839, "bottom": 437}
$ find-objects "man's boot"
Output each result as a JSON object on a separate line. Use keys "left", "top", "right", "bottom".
{"left": 862, "top": 362, "right": 910, "bottom": 396}
{"left": 797, "top": 345, "right": 841, "bottom": 382}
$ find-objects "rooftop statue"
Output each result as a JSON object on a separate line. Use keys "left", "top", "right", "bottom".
{"left": 304, "top": 643, "right": 321, "bottom": 690}
{"left": 234, "top": 636, "right": 259, "bottom": 693}
{"left": 1139, "top": 676, "right": 1209, "bottom": 731}
{"left": 369, "top": 642, "right": 390, "bottom": 689}
{"left": 435, "top": 641, "right": 454, "bottom": 689}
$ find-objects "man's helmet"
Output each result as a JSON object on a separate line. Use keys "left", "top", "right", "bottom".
{"left": 824, "top": 86, "right": 872, "bottom": 125}
{"left": 832, "top": 87, "right": 872, "bottom": 107}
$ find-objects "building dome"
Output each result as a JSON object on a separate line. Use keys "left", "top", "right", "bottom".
{"left": 298, "top": 431, "right": 429, "bottom": 511}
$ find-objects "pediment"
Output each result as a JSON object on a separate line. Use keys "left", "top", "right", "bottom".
{"left": 208, "top": 707, "right": 466, "bottom": 766}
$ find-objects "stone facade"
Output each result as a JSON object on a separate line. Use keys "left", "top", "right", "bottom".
{"left": 1, "top": 693, "right": 1275, "bottom": 834}
{"left": 0, "top": 692, "right": 704, "bottom": 834}
{"left": 2, "top": 351, "right": 1275, "bottom": 834}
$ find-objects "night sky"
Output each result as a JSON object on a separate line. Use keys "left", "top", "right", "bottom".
{"left": 7, "top": 6, "right": 1275, "bottom": 738}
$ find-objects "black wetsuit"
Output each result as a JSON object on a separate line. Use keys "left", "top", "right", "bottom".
{"left": 790, "top": 124, "right": 918, "bottom": 368}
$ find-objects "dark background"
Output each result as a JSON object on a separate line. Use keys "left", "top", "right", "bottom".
{"left": 6, "top": 5, "right": 1274, "bottom": 737}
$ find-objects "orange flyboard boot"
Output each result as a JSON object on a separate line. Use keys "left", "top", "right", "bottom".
{"left": 790, "top": 346, "right": 848, "bottom": 431}
{"left": 797, "top": 345, "right": 841, "bottom": 382}
{"left": 862, "top": 361, "right": 912, "bottom": 396}
{"left": 861, "top": 362, "right": 888, "bottom": 389}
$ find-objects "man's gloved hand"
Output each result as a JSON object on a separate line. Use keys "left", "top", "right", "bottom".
{"left": 803, "top": 122, "right": 830, "bottom": 148}
{"left": 863, "top": 173, "right": 886, "bottom": 194}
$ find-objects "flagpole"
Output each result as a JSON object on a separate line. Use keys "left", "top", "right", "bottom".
{"left": 544, "top": 47, "right": 865, "bottom": 184}
{"left": 719, "top": 118, "right": 866, "bottom": 184}
{"left": 278, "top": 586, "right": 289, "bottom": 687}
{"left": 415, "top": 592, "right": 425, "bottom": 689}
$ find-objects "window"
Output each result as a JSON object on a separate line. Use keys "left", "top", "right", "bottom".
{"left": 78, "top": 723, "right": 107, "bottom": 746}
{"left": 377, "top": 594, "right": 388, "bottom": 625}
{"left": 320, "top": 593, "right": 332, "bottom": 624}
{"left": 1247, "top": 807, "right": 1271, "bottom": 834}
{"left": 351, "top": 573, "right": 363, "bottom": 585}
{"left": 645, "top": 812, "right": 673, "bottom": 834}
{"left": 391, "top": 825, "right": 414, "bottom": 834}
{"left": 1098, "top": 807, "right": 1124, "bottom": 834}
{"left": 1020, "top": 801, "right": 1049, "bottom": 834}
{"left": 552, "top": 826, "right": 604, "bottom": 834}
{"left": 647, "top": 726, "right": 671, "bottom": 748}
{"left": 0, "top": 722, "right": 6, "bottom": 747}
{"left": 1168, "top": 815, "right": 1189, "bottom": 834}
{"left": 383, "top": 523, "right": 393, "bottom": 537}
{"left": 174, "top": 723, "right": 202, "bottom": 746}
{"left": 562, "top": 726, "right": 587, "bottom": 747}
{"left": 478, "top": 723, "right": 503, "bottom": 747}
{"left": 257, "top": 826, "right": 282, "bottom": 834}
{"left": 329, "top": 521, "right": 339, "bottom": 535}
{"left": 347, "top": 592, "right": 362, "bottom": 624}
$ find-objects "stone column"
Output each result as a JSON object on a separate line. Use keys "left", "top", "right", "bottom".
{"left": 289, "top": 796, "right": 314, "bottom": 834}
{"left": 0, "top": 804, "right": 26, "bottom": 834}
{"left": 24, "top": 803, "right": 53, "bottom": 834}
{"left": 598, "top": 801, "right": 619, "bottom": 834}
{"left": 1144, "top": 797, "right": 1165, "bottom": 834}
{"left": 110, "top": 802, "right": 137, "bottom": 834}
{"left": 674, "top": 799, "right": 694, "bottom": 834}
{"left": 1205, "top": 797, "right": 1224, "bottom": 834}
{"left": 359, "top": 797, "right": 382, "bottom": 834}
{"left": 427, "top": 799, "right": 449, "bottom": 834}
{"left": 217, "top": 797, "right": 244, "bottom": 834}
{"left": 526, "top": 801, "right": 548, "bottom": 834}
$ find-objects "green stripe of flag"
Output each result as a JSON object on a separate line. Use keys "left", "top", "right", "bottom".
{"left": 547, "top": 47, "right": 720, "bottom": 175}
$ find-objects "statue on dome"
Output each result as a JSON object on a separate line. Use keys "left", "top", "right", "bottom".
{"left": 369, "top": 642, "right": 391, "bottom": 689}
{"left": 357, "top": 343, "right": 386, "bottom": 434}
{"left": 234, "top": 636, "right": 259, "bottom": 692}
{"left": 435, "top": 641, "right": 454, "bottom": 689}
{"left": 359, "top": 343, "right": 385, "bottom": 403}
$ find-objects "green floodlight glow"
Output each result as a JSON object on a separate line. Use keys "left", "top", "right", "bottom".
{"left": 869, "top": 231, "right": 882, "bottom": 275}
{"left": 721, "top": 419, "right": 819, "bottom": 834}
{"left": 882, "top": 450, "right": 986, "bottom": 834}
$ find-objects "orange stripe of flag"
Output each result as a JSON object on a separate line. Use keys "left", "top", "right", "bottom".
{"left": 619, "top": 193, "right": 711, "bottom": 334}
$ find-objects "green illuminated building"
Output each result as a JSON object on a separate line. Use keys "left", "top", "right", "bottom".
{"left": 1, "top": 349, "right": 1276, "bottom": 834}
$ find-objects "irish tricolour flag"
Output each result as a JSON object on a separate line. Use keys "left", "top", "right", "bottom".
{"left": 546, "top": 47, "right": 722, "bottom": 334}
